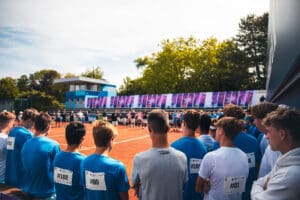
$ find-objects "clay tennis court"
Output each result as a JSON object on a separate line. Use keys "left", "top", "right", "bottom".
{"left": 49, "top": 123, "right": 183, "bottom": 199}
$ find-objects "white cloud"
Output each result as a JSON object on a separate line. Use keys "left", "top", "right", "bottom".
{"left": 0, "top": 0, "right": 269, "bottom": 88}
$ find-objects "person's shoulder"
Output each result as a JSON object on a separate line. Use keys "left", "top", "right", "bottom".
{"left": 134, "top": 149, "right": 153, "bottom": 159}
{"left": 171, "top": 137, "right": 185, "bottom": 147}
{"left": 170, "top": 147, "right": 187, "bottom": 159}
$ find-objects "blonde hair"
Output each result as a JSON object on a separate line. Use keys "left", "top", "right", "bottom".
{"left": 92, "top": 120, "right": 118, "bottom": 147}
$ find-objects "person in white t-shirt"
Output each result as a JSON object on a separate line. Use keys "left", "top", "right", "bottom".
{"left": 196, "top": 117, "right": 249, "bottom": 200}
{"left": 251, "top": 102, "right": 280, "bottom": 177}
{"left": 0, "top": 111, "right": 15, "bottom": 183}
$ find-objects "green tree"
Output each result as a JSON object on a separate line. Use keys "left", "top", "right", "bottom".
{"left": 235, "top": 13, "right": 269, "bottom": 89}
{"left": 0, "top": 77, "right": 19, "bottom": 100}
{"left": 17, "top": 75, "right": 31, "bottom": 92}
{"left": 31, "top": 69, "right": 61, "bottom": 95}
{"left": 118, "top": 77, "right": 145, "bottom": 95}
{"left": 81, "top": 66, "right": 104, "bottom": 79}
{"left": 21, "top": 90, "right": 63, "bottom": 111}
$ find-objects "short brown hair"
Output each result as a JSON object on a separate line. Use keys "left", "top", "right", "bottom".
{"left": 34, "top": 112, "right": 51, "bottom": 133}
{"left": 22, "top": 108, "right": 39, "bottom": 121}
{"left": 147, "top": 109, "right": 169, "bottom": 134}
{"left": 93, "top": 120, "right": 118, "bottom": 147}
{"left": 263, "top": 107, "right": 300, "bottom": 142}
{"left": 216, "top": 117, "right": 244, "bottom": 140}
{"left": 251, "top": 102, "right": 278, "bottom": 119}
{"left": 183, "top": 110, "right": 200, "bottom": 131}
{"left": 223, "top": 104, "right": 245, "bottom": 119}
{"left": 0, "top": 111, "right": 16, "bottom": 130}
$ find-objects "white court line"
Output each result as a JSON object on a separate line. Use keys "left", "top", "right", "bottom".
{"left": 50, "top": 134, "right": 65, "bottom": 138}
{"left": 79, "top": 135, "right": 149, "bottom": 151}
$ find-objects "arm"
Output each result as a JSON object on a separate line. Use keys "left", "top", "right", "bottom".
{"left": 196, "top": 176, "right": 205, "bottom": 192}
{"left": 252, "top": 169, "right": 289, "bottom": 200}
{"left": 119, "top": 191, "right": 129, "bottom": 200}
{"left": 196, "top": 176, "right": 210, "bottom": 193}
{"left": 131, "top": 157, "right": 140, "bottom": 196}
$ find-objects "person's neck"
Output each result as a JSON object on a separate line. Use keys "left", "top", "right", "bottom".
{"left": 34, "top": 132, "right": 47, "bottom": 137}
{"left": 94, "top": 147, "right": 110, "bottom": 156}
{"left": 199, "top": 129, "right": 209, "bottom": 135}
{"left": 220, "top": 138, "right": 234, "bottom": 147}
{"left": 152, "top": 134, "right": 169, "bottom": 148}
{"left": 183, "top": 130, "right": 196, "bottom": 138}
{"left": 65, "top": 144, "right": 80, "bottom": 152}
{"left": 280, "top": 142, "right": 300, "bottom": 154}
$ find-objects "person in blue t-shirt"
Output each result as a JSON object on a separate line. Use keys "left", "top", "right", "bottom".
{"left": 198, "top": 113, "right": 215, "bottom": 152}
{"left": 21, "top": 112, "right": 60, "bottom": 199}
{"left": 81, "top": 120, "right": 130, "bottom": 200}
{"left": 213, "top": 104, "right": 260, "bottom": 200}
{"left": 53, "top": 122, "right": 86, "bottom": 200}
{"left": 5, "top": 108, "right": 38, "bottom": 189}
{"left": 171, "top": 110, "right": 207, "bottom": 200}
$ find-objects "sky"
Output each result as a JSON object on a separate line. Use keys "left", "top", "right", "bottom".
{"left": 0, "top": 0, "right": 269, "bottom": 89}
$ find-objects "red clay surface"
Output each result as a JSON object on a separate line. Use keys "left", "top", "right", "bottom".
{"left": 49, "top": 123, "right": 183, "bottom": 199}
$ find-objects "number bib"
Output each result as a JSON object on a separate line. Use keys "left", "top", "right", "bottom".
{"left": 224, "top": 176, "right": 246, "bottom": 195}
{"left": 54, "top": 167, "right": 73, "bottom": 186}
{"left": 85, "top": 171, "right": 107, "bottom": 191}
{"left": 190, "top": 158, "right": 202, "bottom": 174}
{"left": 247, "top": 152, "right": 255, "bottom": 168}
{"left": 6, "top": 137, "right": 15, "bottom": 150}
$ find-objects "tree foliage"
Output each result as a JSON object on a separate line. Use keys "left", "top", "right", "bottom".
{"left": 235, "top": 13, "right": 268, "bottom": 89}
{"left": 119, "top": 37, "right": 252, "bottom": 95}
{"left": 119, "top": 13, "right": 268, "bottom": 95}
{"left": 0, "top": 77, "right": 19, "bottom": 100}
{"left": 17, "top": 75, "right": 31, "bottom": 93}
{"left": 81, "top": 66, "right": 104, "bottom": 79}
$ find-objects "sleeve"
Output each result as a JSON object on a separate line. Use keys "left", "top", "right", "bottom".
{"left": 251, "top": 171, "right": 288, "bottom": 200}
{"left": 117, "top": 163, "right": 130, "bottom": 192}
{"left": 198, "top": 153, "right": 213, "bottom": 179}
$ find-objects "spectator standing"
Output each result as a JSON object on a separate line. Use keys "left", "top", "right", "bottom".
{"left": 141, "top": 109, "right": 148, "bottom": 128}
{"left": 84, "top": 111, "right": 89, "bottom": 123}
{"left": 111, "top": 109, "right": 119, "bottom": 126}
{"left": 80, "top": 121, "right": 130, "bottom": 200}
{"left": 21, "top": 112, "right": 60, "bottom": 199}
{"left": 70, "top": 111, "right": 75, "bottom": 123}
{"left": 5, "top": 108, "right": 39, "bottom": 189}
{"left": 0, "top": 111, "right": 16, "bottom": 183}
{"left": 171, "top": 110, "right": 207, "bottom": 200}
{"left": 251, "top": 107, "right": 300, "bottom": 199}
{"left": 198, "top": 113, "right": 215, "bottom": 152}
{"left": 53, "top": 122, "right": 86, "bottom": 200}
{"left": 132, "top": 109, "right": 188, "bottom": 200}
{"left": 196, "top": 117, "right": 249, "bottom": 200}
{"left": 214, "top": 104, "right": 260, "bottom": 200}
{"left": 251, "top": 102, "right": 280, "bottom": 178}
{"left": 102, "top": 109, "right": 107, "bottom": 121}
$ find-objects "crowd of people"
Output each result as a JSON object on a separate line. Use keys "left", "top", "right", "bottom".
{"left": 0, "top": 102, "right": 299, "bottom": 200}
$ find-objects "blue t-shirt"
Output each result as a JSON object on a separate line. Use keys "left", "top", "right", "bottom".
{"left": 171, "top": 137, "right": 207, "bottom": 200}
{"left": 213, "top": 132, "right": 260, "bottom": 200}
{"left": 5, "top": 126, "right": 33, "bottom": 188}
{"left": 21, "top": 136, "right": 60, "bottom": 198}
{"left": 53, "top": 151, "right": 86, "bottom": 200}
{"left": 80, "top": 154, "right": 130, "bottom": 200}
{"left": 199, "top": 134, "right": 215, "bottom": 152}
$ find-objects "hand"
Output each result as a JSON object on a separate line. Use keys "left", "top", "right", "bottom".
{"left": 263, "top": 177, "right": 270, "bottom": 190}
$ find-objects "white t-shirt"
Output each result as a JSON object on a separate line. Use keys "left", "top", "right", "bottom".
{"left": 258, "top": 145, "right": 281, "bottom": 178}
{"left": 199, "top": 146, "right": 249, "bottom": 200}
{"left": 0, "top": 132, "right": 8, "bottom": 183}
